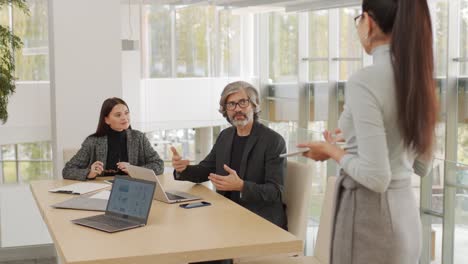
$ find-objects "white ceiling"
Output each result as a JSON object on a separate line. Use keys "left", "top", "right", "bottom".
{"left": 121, "top": 0, "right": 361, "bottom": 13}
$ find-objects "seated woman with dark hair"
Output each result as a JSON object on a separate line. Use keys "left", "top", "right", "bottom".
{"left": 63, "top": 97, "right": 164, "bottom": 180}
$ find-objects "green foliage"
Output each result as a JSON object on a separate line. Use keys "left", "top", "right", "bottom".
{"left": 0, "top": 0, "right": 29, "bottom": 124}
{"left": 0, "top": 0, "right": 28, "bottom": 11}
{"left": 269, "top": 13, "right": 299, "bottom": 82}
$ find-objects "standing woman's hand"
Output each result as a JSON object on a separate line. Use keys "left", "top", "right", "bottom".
{"left": 297, "top": 142, "right": 333, "bottom": 161}
{"left": 297, "top": 141, "right": 347, "bottom": 163}
{"left": 323, "top": 128, "right": 345, "bottom": 144}
{"left": 87, "top": 161, "right": 104, "bottom": 179}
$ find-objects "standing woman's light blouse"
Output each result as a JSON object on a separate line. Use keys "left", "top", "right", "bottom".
{"left": 338, "top": 44, "right": 430, "bottom": 193}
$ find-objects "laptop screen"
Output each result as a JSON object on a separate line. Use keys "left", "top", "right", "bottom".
{"left": 107, "top": 177, "right": 155, "bottom": 221}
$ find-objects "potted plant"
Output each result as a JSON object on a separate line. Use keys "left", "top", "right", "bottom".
{"left": 0, "top": 0, "right": 29, "bottom": 124}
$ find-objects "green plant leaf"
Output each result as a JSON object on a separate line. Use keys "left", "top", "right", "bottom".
{"left": 0, "top": 0, "right": 28, "bottom": 124}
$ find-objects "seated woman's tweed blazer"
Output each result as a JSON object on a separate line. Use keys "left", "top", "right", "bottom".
{"left": 62, "top": 129, "right": 164, "bottom": 181}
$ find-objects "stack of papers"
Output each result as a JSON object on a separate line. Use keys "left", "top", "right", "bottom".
{"left": 49, "top": 182, "right": 109, "bottom": 195}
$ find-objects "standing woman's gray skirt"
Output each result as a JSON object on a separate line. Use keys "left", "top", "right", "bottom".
{"left": 330, "top": 171, "right": 422, "bottom": 264}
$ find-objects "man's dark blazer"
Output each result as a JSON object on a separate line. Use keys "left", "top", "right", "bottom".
{"left": 175, "top": 121, "right": 287, "bottom": 229}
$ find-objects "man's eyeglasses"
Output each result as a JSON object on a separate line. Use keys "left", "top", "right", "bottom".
{"left": 225, "top": 98, "right": 250, "bottom": 111}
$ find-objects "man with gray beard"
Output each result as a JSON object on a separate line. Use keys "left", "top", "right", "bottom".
{"left": 171, "top": 82, "right": 287, "bottom": 261}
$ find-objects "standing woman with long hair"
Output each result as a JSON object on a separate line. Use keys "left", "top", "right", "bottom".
{"left": 298, "top": 0, "right": 437, "bottom": 263}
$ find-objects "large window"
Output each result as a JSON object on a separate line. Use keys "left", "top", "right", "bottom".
{"left": 433, "top": 0, "right": 448, "bottom": 168}
{"left": 219, "top": 9, "right": 241, "bottom": 77}
{"left": 460, "top": 0, "right": 468, "bottom": 76}
{"left": 308, "top": 10, "right": 328, "bottom": 82}
{"left": 12, "top": 0, "right": 49, "bottom": 81}
{"left": 269, "top": 13, "right": 298, "bottom": 83}
{"left": 176, "top": 6, "right": 215, "bottom": 77}
{"left": 339, "top": 7, "right": 362, "bottom": 81}
{"left": 435, "top": 0, "right": 448, "bottom": 78}
{"left": 459, "top": 1, "right": 468, "bottom": 164}
{"left": 146, "top": 129, "right": 196, "bottom": 165}
{"left": 0, "top": 141, "right": 53, "bottom": 184}
{"left": 142, "top": 5, "right": 241, "bottom": 78}
{"left": 143, "top": 5, "right": 172, "bottom": 78}
{"left": 453, "top": 2, "right": 468, "bottom": 263}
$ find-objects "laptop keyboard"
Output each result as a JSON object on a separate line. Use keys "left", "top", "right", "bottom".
{"left": 166, "top": 192, "right": 185, "bottom": 201}
{"left": 84, "top": 215, "right": 136, "bottom": 229}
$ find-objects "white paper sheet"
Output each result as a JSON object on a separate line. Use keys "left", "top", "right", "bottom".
{"left": 89, "top": 190, "right": 111, "bottom": 200}
{"left": 49, "top": 182, "right": 109, "bottom": 195}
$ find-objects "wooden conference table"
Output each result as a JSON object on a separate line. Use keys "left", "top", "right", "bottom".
{"left": 30, "top": 174, "right": 302, "bottom": 264}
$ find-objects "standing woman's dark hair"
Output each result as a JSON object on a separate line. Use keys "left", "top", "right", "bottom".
{"left": 93, "top": 97, "right": 132, "bottom": 137}
{"left": 364, "top": 0, "right": 437, "bottom": 156}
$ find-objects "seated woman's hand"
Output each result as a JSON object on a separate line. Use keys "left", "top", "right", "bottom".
{"left": 88, "top": 161, "right": 104, "bottom": 179}
{"left": 117, "top": 162, "right": 130, "bottom": 174}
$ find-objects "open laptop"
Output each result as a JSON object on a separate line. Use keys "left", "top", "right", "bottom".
{"left": 127, "top": 165, "right": 201, "bottom": 204}
{"left": 71, "top": 176, "right": 155, "bottom": 233}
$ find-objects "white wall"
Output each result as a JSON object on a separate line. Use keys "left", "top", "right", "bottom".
{"left": 48, "top": 0, "right": 123, "bottom": 178}
{"left": 0, "top": 82, "right": 51, "bottom": 145}
{"left": 121, "top": 2, "right": 143, "bottom": 125}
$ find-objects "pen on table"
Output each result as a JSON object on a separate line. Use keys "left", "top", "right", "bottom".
{"left": 55, "top": 190, "right": 76, "bottom": 194}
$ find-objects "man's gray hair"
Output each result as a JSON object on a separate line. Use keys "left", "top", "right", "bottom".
{"left": 219, "top": 81, "right": 261, "bottom": 122}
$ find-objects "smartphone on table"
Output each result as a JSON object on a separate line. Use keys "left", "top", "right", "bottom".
{"left": 179, "top": 201, "right": 211, "bottom": 209}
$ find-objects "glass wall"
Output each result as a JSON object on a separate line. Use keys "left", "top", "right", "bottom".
{"left": 459, "top": 2, "right": 468, "bottom": 164}
{"left": 262, "top": 2, "right": 465, "bottom": 261}
{"left": 176, "top": 6, "right": 215, "bottom": 77}
{"left": 146, "top": 128, "right": 196, "bottom": 164}
{"left": 265, "top": 13, "right": 299, "bottom": 125}
{"left": 338, "top": 7, "right": 362, "bottom": 81}
{"left": 143, "top": 5, "right": 172, "bottom": 78}
{"left": 142, "top": 5, "right": 241, "bottom": 79}
{"left": 269, "top": 13, "right": 298, "bottom": 83}
{"left": 454, "top": 161, "right": 468, "bottom": 264}
{"left": 460, "top": 0, "right": 468, "bottom": 77}
{"left": 308, "top": 10, "right": 328, "bottom": 82}
{"left": 13, "top": 0, "right": 49, "bottom": 81}
{"left": 0, "top": 142, "right": 53, "bottom": 184}
{"left": 451, "top": 1, "right": 468, "bottom": 263}
{"left": 308, "top": 10, "right": 329, "bottom": 130}
{"left": 219, "top": 9, "right": 241, "bottom": 77}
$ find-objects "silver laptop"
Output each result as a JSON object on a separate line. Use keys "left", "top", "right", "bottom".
{"left": 71, "top": 176, "right": 155, "bottom": 233}
{"left": 127, "top": 165, "right": 201, "bottom": 204}
{"left": 51, "top": 193, "right": 108, "bottom": 211}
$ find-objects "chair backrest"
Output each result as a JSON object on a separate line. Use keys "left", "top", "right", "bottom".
{"left": 63, "top": 148, "right": 79, "bottom": 163}
{"left": 283, "top": 160, "right": 314, "bottom": 244}
{"left": 313, "top": 176, "right": 337, "bottom": 264}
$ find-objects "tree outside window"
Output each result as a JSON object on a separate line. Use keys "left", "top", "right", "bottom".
{"left": 13, "top": 0, "right": 49, "bottom": 81}
{"left": 176, "top": 6, "right": 215, "bottom": 77}
{"left": 269, "top": 13, "right": 298, "bottom": 83}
